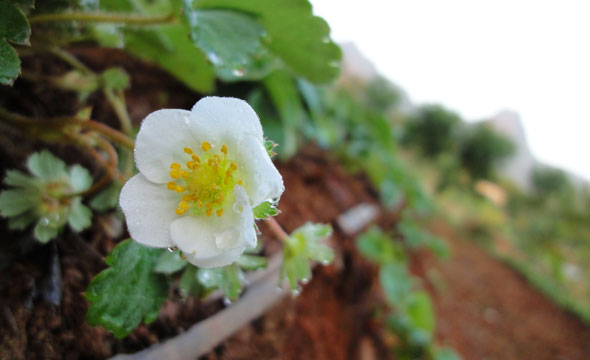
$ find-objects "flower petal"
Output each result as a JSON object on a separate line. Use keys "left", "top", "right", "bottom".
{"left": 169, "top": 187, "right": 256, "bottom": 268}
{"left": 119, "top": 174, "right": 178, "bottom": 248}
{"left": 189, "top": 97, "right": 264, "bottom": 145}
{"left": 183, "top": 245, "right": 247, "bottom": 269}
{"left": 134, "top": 109, "right": 194, "bottom": 184}
{"left": 236, "top": 135, "right": 284, "bottom": 206}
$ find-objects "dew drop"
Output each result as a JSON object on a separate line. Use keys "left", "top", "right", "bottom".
{"left": 223, "top": 297, "right": 232, "bottom": 306}
{"left": 232, "top": 66, "right": 246, "bottom": 77}
{"left": 291, "top": 288, "right": 301, "bottom": 297}
{"left": 321, "top": 260, "right": 330, "bottom": 266}
{"left": 301, "top": 278, "right": 310, "bottom": 284}
{"left": 40, "top": 217, "right": 50, "bottom": 226}
{"left": 167, "top": 247, "right": 174, "bottom": 252}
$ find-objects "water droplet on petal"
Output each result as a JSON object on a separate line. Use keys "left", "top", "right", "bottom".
{"left": 301, "top": 278, "right": 309, "bottom": 284}
{"left": 41, "top": 217, "right": 50, "bottom": 226}
{"left": 291, "top": 288, "right": 301, "bottom": 297}
{"left": 223, "top": 297, "right": 232, "bottom": 306}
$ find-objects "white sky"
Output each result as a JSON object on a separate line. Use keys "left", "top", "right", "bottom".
{"left": 312, "top": 0, "right": 590, "bottom": 180}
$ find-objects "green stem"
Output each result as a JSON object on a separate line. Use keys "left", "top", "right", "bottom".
{"left": 82, "top": 120, "right": 135, "bottom": 150}
{"left": 48, "top": 47, "right": 93, "bottom": 74}
{"left": 103, "top": 88, "right": 133, "bottom": 135}
{"left": 29, "top": 11, "right": 174, "bottom": 25}
{"left": 0, "top": 107, "right": 135, "bottom": 150}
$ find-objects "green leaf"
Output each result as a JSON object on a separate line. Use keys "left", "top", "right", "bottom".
{"left": 4, "top": 169, "right": 37, "bottom": 188}
{"left": 0, "top": 188, "right": 38, "bottom": 217}
{"left": 264, "top": 71, "right": 306, "bottom": 158}
{"left": 33, "top": 218, "right": 60, "bottom": 243}
{"left": 398, "top": 219, "right": 450, "bottom": 259}
{"left": 264, "top": 138, "right": 278, "bottom": 158}
{"left": 252, "top": 201, "right": 278, "bottom": 219}
{"left": 197, "top": 264, "right": 244, "bottom": 300}
{"left": 236, "top": 254, "right": 267, "bottom": 270}
{"left": 197, "top": 0, "right": 342, "bottom": 83}
{"left": 67, "top": 197, "right": 92, "bottom": 232}
{"left": 281, "top": 222, "right": 333, "bottom": 290}
{"left": 0, "top": 0, "right": 30, "bottom": 44}
{"left": 100, "top": 67, "right": 130, "bottom": 91}
{"left": 0, "top": 0, "right": 31, "bottom": 85}
{"left": 89, "top": 182, "right": 122, "bottom": 212}
{"left": 123, "top": 26, "right": 215, "bottom": 93}
{"left": 154, "top": 250, "right": 187, "bottom": 274}
{"left": 433, "top": 347, "right": 461, "bottom": 360}
{"left": 69, "top": 165, "right": 93, "bottom": 193}
{"left": 405, "top": 291, "right": 435, "bottom": 337}
{"left": 357, "top": 226, "right": 405, "bottom": 266}
{"left": 178, "top": 265, "right": 203, "bottom": 297}
{"left": 182, "top": 8, "right": 278, "bottom": 82}
{"left": 7, "top": 211, "right": 35, "bottom": 230}
{"left": 0, "top": 39, "right": 20, "bottom": 85}
{"left": 26, "top": 150, "right": 68, "bottom": 181}
{"left": 379, "top": 262, "right": 412, "bottom": 305}
{"left": 86, "top": 240, "right": 169, "bottom": 338}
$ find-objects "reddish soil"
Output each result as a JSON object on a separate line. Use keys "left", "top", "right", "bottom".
{"left": 411, "top": 220, "right": 590, "bottom": 360}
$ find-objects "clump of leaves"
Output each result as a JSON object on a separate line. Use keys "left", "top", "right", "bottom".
{"left": 280, "top": 222, "right": 334, "bottom": 292}
{"left": 357, "top": 226, "right": 460, "bottom": 360}
{"left": 0, "top": 150, "right": 93, "bottom": 242}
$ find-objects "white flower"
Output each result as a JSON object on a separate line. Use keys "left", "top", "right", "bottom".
{"left": 119, "top": 97, "right": 284, "bottom": 268}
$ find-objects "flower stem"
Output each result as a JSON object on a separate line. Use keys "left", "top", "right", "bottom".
{"left": 81, "top": 120, "right": 135, "bottom": 150}
{"left": 265, "top": 217, "right": 290, "bottom": 243}
{"left": 29, "top": 11, "right": 174, "bottom": 25}
{"left": 72, "top": 136, "right": 124, "bottom": 197}
{"left": 103, "top": 88, "right": 133, "bottom": 136}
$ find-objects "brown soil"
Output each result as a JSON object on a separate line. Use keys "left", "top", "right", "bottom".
{"left": 411, "top": 220, "right": 590, "bottom": 360}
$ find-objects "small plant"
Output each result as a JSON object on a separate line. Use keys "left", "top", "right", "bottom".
{"left": 0, "top": 150, "right": 92, "bottom": 242}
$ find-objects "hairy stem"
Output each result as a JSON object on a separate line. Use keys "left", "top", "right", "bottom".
{"left": 265, "top": 217, "right": 290, "bottom": 243}
{"left": 0, "top": 107, "right": 135, "bottom": 150}
{"left": 103, "top": 88, "right": 133, "bottom": 135}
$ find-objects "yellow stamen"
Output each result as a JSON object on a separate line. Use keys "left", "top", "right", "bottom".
{"left": 229, "top": 162, "right": 237, "bottom": 171}
{"left": 178, "top": 201, "right": 189, "bottom": 211}
{"left": 175, "top": 185, "right": 185, "bottom": 193}
{"left": 201, "top": 141, "right": 211, "bottom": 152}
{"left": 192, "top": 154, "right": 200, "bottom": 163}
{"left": 170, "top": 163, "right": 181, "bottom": 170}
{"left": 180, "top": 170, "right": 189, "bottom": 179}
{"left": 221, "top": 144, "right": 228, "bottom": 155}
{"left": 170, "top": 170, "right": 180, "bottom": 179}
{"left": 206, "top": 208, "right": 213, "bottom": 216}
{"left": 216, "top": 209, "right": 223, "bottom": 217}
{"left": 182, "top": 195, "right": 194, "bottom": 202}
{"left": 184, "top": 147, "right": 193, "bottom": 154}
{"left": 176, "top": 208, "right": 186, "bottom": 215}
{"left": 167, "top": 182, "right": 177, "bottom": 190}
{"left": 237, "top": 180, "right": 243, "bottom": 185}
{"left": 198, "top": 201, "right": 203, "bottom": 208}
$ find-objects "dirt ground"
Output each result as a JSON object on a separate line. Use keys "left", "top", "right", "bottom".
{"left": 411, "top": 221, "right": 590, "bottom": 360}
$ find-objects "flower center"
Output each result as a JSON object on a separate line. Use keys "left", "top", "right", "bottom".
{"left": 167, "top": 142, "right": 242, "bottom": 217}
